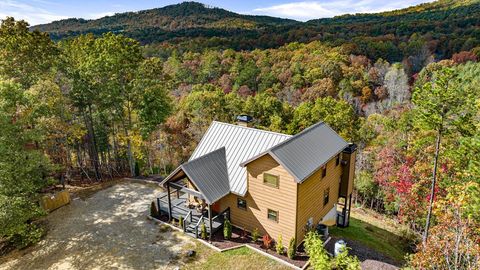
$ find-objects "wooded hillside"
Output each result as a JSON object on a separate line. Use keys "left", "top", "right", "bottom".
{"left": 1, "top": 0, "right": 480, "bottom": 268}
{"left": 33, "top": 0, "right": 480, "bottom": 59}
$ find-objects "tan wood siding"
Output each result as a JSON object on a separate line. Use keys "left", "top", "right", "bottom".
{"left": 217, "top": 154, "right": 297, "bottom": 243}
{"left": 296, "top": 157, "right": 343, "bottom": 244}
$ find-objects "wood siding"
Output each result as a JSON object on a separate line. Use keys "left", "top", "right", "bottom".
{"left": 217, "top": 154, "right": 297, "bottom": 243}
{"left": 296, "top": 156, "right": 343, "bottom": 244}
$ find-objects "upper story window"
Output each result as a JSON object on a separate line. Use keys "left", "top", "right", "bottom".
{"left": 263, "top": 173, "right": 279, "bottom": 188}
{"left": 267, "top": 209, "right": 279, "bottom": 222}
{"left": 237, "top": 197, "right": 247, "bottom": 210}
{"left": 336, "top": 154, "right": 341, "bottom": 166}
{"left": 323, "top": 187, "right": 330, "bottom": 206}
{"left": 322, "top": 166, "right": 327, "bottom": 178}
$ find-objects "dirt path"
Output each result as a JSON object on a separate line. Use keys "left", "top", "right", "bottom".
{"left": 0, "top": 181, "right": 194, "bottom": 270}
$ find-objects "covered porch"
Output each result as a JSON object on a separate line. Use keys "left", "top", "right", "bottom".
{"left": 156, "top": 184, "right": 229, "bottom": 239}
{"left": 158, "top": 147, "right": 231, "bottom": 241}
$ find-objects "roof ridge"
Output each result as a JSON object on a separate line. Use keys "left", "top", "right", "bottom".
{"left": 269, "top": 121, "right": 325, "bottom": 151}
{"left": 186, "top": 146, "right": 226, "bottom": 164}
{"left": 212, "top": 121, "right": 292, "bottom": 138}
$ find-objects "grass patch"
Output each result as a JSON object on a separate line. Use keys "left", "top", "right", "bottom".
{"left": 330, "top": 216, "right": 409, "bottom": 263}
{"left": 183, "top": 244, "right": 290, "bottom": 270}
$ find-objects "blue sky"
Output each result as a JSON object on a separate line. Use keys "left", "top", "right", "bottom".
{"left": 1, "top": 0, "right": 433, "bottom": 26}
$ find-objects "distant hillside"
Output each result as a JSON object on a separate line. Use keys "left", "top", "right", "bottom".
{"left": 31, "top": 0, "right": 480, "bottom": 59}
{"left": 305, "top": 0, "right": 480, "bottom": 60}
{"left": 32, "top": 2, "right": 297, "bottom": 41}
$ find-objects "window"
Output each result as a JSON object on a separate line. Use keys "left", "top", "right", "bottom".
{"left": 263, "top": 173, "right": 279, "bottom": 188}
{"left": 237, "top": 197, "right": 247, "bottom": 210}
{"left": 322, "top": 166, "right": 327, "bottom": 178}
{"left": 323, "top": 188, "right": 330, "bottom": 206}
{"left": 336, "top": 154, "right": 341, "bottom": 166}
{"left": 267, "top": 209, "right": 279, "bottom": 222}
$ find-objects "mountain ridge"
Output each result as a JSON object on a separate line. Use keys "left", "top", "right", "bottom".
{"left": 30, "top": 0, "right": 480, "bottom": 58}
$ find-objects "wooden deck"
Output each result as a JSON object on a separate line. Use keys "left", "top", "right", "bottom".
{"left": 156, "top": 192, "right": 225, "bottom": 237}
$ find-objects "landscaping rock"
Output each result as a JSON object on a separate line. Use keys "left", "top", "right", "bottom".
{"left": 185, "top": 250, "right": 196, "bottom": 257}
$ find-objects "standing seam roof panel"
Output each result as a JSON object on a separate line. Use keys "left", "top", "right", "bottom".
{"left": 269, "top": 122, "right": 348, "bottom": 183}
{"left": 190, "top": 121, "right": 291, "bottom": 196}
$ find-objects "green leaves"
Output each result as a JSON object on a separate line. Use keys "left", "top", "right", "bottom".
{"left": 412, "top": 67, "right": 475, "bottom": 134}
{"left": 0, "top": 80, "right": 53, "bottom": 247}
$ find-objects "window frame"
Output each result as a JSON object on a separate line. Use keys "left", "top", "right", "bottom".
{"left": 323, "top": 187, "right": 330, "bottom": 206}
{"left": 336, "top": 154, "right": 341, "bottom": 166}
{"left": 263, "top": 173, "right": 279, "bottom": 188}
{"left": 237, "top": 197, "right": 247, "bottom": 210}
{"left": 267, "top": 209, "right": 279, "bottom": 222}
{"left": 322, "top": 166, "right": 327, "bottom": 178}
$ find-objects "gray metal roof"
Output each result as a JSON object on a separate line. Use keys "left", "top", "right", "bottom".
{"left": 190, "top": 121, "right": 291, "bottom": 196}
{"left": 162, "top": 147, "right": 230, "bottom": 204}
{"left": 241, "top": 122, "right": 348, "bottom": 183}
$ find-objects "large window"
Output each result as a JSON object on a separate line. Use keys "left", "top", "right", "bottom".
{"left": 263, "top": 173, "right": 279, "bottom": 188}
{"left": 267, "top": 209, "right": 279, "bottom": 222}
{"left": 237, "top": 197, "right": 247, "bottom": 210}
{"left": 323, "top": 187, "right": 330, "bottom": 206}
{"left": 322, "top": 166, "right": 327, "bottom": 178}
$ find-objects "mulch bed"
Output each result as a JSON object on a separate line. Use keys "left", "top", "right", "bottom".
{"left": 151, "top": 217, "right": 310, "bottom": 268}
{"left": 209, "top": 227, "right": 309, "bottom": 268}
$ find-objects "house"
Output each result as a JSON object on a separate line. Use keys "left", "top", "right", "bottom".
{"left": 158, "top": 116, "right": 356, "bottom": 246}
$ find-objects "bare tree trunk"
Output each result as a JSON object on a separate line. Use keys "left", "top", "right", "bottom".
{"left": 423, "top": 128, "right": 442, "bottom": 245}
{"left": 83, "top": 106, "right": 101, "bottom": 181}
{"left": 121, "top": 117, "right": 135, "bottom": 177}
{"left": 111, "top": 121, "right": 121, "bottom": 172}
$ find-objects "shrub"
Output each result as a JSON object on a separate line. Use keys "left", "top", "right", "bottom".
{"left": 332, "top": 247, "right": 361, "bottom": 270}
{"left": 262, "top": 234, "right": 273, "bottom": 249}
{"left": 179, "top": 216, "right": 184, "bottom": 229}
{"left": 223, "top": 218, "right": 232, "bottom": 239}
{"left": 304, "top": 232, "right": 329, "bottom": 270}
{"left": 11, "top": 224, "right": 44, "bottom": 249}
{"left": 304, "top": 232, "right": 361, "bottom": 270}
{"left": 288, "top": 237, "right": 296, "bottom": 259}
{"left": 200, "top": 222, "right": 207, "bottom": 239}
{"left": 252, "top": 228, "right": 260, "bottom": 242}
{"left": 276, "top": 234, "right": 284, "bottom": 255}
{"left": 150, "top": 201, "right": 158, "bottom": 217}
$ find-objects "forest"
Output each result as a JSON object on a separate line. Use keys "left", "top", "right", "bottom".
{"left": 1, "top": 0, "right": 480, "bottom": 268}
{"left": 34, "top": 0, "right": 480, "bottom": 60}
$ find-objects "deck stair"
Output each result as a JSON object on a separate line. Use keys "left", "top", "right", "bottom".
{"left": 156, "top": 191, "right": 228, "bottom": 239}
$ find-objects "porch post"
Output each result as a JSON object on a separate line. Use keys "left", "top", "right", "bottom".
{"left": 167, "top": 183, "right": 172, "bottom": 222}
{"left": 208, "top": 204, "right": 213, "bottom": 242}
{"left": 157, "top": 197, "right": 161, "bottom": 215}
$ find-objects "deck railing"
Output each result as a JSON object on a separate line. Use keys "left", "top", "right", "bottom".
{"left": 194, "top": 216, "right": 204, "bottom": 238}
{"left": 214, "top": 207, "right": 230, "bottom": 222}
{"left": 183, "top": 210, "right": 192, "bottom": 232}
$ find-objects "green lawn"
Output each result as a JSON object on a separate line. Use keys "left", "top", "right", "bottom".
{"left": 329, "top": 211, "right": 411, "bottom": 263}
{"left": 182, "top": 243, "right": 290, "bottom": 270}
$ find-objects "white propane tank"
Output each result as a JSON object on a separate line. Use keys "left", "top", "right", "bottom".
{"left": 334, "top": 240, "right": 347, "bottom": 257}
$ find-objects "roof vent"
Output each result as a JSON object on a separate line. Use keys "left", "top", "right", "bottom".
{"left": 236, "top": 115, "right": 253, "bottom": 127}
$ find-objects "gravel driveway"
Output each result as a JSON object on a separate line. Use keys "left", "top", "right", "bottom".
{"left": 0, "top": 181, "right": 194, "bottom": 270}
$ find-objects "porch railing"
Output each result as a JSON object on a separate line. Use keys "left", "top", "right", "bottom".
{"left": 194, "top": 216, "right": 204, "bottom": 238}
{"left": 183, "top": 210, "right": 192, "bottom": 232}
